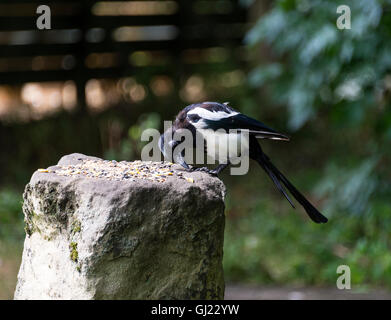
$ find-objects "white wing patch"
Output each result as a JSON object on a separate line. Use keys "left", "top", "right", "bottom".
{"left": 187, "top": 107, "right": 238, "bottom": 121}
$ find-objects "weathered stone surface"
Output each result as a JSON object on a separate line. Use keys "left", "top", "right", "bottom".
{"left": 14, "top": 153, "right": 226, "bottom": 300}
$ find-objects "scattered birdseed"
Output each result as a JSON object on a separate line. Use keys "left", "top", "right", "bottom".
{"left": 37, "top": 159, "right": 196, "bottom": 183}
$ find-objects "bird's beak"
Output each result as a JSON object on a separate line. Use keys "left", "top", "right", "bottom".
{"left": 173, "top": 150, "right": 190, "bottom": 170}
{"left": 165, "top": 138, "right": 190, "bottom": 170}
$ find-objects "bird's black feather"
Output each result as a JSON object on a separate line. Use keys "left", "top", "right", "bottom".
{"left": 201, "top": 113, "right": 290, "bottom": 141}
{"left": 249, "top": 136, "right": 327, "bottom": 224}
{"left": 264, "top": 156, "right": 328, "bottom": 223}
{"left": 257, "top": 156, "right": 296, "bottom": 208}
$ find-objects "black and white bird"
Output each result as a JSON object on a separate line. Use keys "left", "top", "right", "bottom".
{"left": 159, "top": 101, "right": 328, "bottom": 223}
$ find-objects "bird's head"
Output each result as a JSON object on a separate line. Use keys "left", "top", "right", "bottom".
{"left": 158, "top": 128, "right": 190, "bottom": 170}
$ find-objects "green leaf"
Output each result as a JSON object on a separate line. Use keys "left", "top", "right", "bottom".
{"left": 248, "top": 64, "right": 283, "bottom": 87}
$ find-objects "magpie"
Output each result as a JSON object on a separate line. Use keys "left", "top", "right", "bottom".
{"left": 159, "top": 101, "right": 328, "bottom": 223}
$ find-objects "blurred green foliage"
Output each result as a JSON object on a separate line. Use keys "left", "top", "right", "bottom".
{"left": 220, "top": 0, "right": 391, "bottom": 288}
{"left": 0, "top": 189, "right": 24, "bottom": 242}
{"left": 223, "top": 176, "right": 391, "bottom": 287}
{"left": 246, "top": 0, "right": 391, "bottom": 216}
{"left": 104, "top": 112, "right": 161, "bottom": 161}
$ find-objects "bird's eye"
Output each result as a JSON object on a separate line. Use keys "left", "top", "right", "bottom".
{"left": 188, "top": 114, "right": 201, "bottom": 122}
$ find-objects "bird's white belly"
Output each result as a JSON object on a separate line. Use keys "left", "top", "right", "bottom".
{"left": 197, "top": 129, "right": 249, "bottom": 163}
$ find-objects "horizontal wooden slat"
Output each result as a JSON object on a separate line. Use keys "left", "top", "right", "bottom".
{"left": 0, "top": 66, "right": 170, "bottom": 84}
{"left": 0, "top": 16, "right": 179, "bottom": 31}
{"left": 0, "top": 0, "right": 89, "bottom": 3}
{"left": 0, "top": 34, "right": 243, "bottom": 57}
{"left": 88, "top": 14, "right": 245, "bottom": 27}
{"left": 0, "top": 44, "right": 79, "bottom": 57}
{"left": 0, "top": 70, "right": 80, "bottom": 84}
{"left": 0, "top": 69, "right": 123, "bottom": 84}
{"left": 89, "top": 15, "right": 180, "bottom": 27}
{"left": 0, "top": 14, "right": 246, "bottom": 31}
{"left": 0, "top": 59, "right": 241, "bottom": 84}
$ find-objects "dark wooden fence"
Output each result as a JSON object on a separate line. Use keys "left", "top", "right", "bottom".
{"left": 0, "top": 0, "right": 247, "bottom": 105}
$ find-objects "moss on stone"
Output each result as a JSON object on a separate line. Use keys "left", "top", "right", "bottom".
{"left": 69, "top": 242, "right": 78, "bottom": 262}
{"left": 71, "top": 219, "right": 81, "bottom": 235}
{"left": 24, "top": 209, "right": 40, "bottom": 236}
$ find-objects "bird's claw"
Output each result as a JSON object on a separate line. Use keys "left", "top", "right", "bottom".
{"left": 194, "top": 167, "right": 209, "bottom": 172}
{"left": 193, "top": 167, "right": 218, "bottom": 176}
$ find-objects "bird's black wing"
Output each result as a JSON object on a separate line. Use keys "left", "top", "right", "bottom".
{"left": 202, "top": 113, "right": 290, "bottom": 141}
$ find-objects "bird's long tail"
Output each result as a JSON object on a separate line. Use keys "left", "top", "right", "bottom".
{"left": 255, "top": 152, "right": 328, "bottom": 224}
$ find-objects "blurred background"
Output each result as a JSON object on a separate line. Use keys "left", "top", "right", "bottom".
{"left": 1, "top": 0, "right": 391, "bottom": 299}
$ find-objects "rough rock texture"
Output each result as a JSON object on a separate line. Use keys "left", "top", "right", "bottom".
{"left": 14, "top": 153, "right": 226, "bottom": 300}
